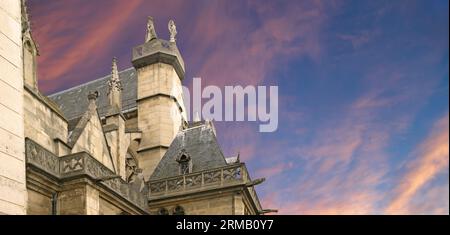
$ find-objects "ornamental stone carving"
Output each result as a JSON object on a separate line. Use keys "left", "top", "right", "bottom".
{"left": 145, "top": 16, "right": 157, "bottom": 42}
{"left": 168, "top": 19, "right": 177, "bottom": 42}
{"left": 25, "top": 138, "right": 147, "bottom": 209}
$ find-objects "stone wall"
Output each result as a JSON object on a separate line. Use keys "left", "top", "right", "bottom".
{"left": 104, "top": 114, "right": 129, "bottom": 180}
{"left": 0, "top": 0, "right": 26, "bottom": 215}
{"left": 125, "top": 115, "right": 138, "bottom": 130}
{"left": 71, "top": 110, "right": 114, "bottom": 171}
{"left": 26, "top": 189, "right": 52, "bottom": 215}
{"left": 182, "top": 195, "right": 234, "bottom": 215}
{"left": 149, "top": 192, "right": 251, "bottom": 215}
{"left": 23, "top": 89, "right": 68, "bottom": 154}
{"left": 99, "top": 197, "right": 122, "bottom": 215}
{"left": 136, "top": 63, "right": 186, "bottom": 179}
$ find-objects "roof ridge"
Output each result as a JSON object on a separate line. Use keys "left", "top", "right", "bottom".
{"left": 49, "top": 67, "right": 135, "bottom": 97}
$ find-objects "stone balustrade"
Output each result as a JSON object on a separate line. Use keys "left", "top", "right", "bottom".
{"left": 25, "top": 138, "right": 148, "bottom": 210}
{"left": 148, "top": 163, "right": 252, "bottom": 199}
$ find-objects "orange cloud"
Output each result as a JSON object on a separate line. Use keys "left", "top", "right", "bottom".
{"left": 262, "top": 190, "right": 381, "bottom": 215}
{"left": 385, "top": 113, "right": 449, "bottom": 214}
{"left": 33, "top": 0, "right": 144, "bottom": 92}
{"left": 258, "top": 80, "right": 410, "bottom": 214}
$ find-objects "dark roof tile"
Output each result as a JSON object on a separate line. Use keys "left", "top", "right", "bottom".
{"left": 48, "top": 68, "right": 137, "bottom": 120}
{"left": 150, "top": 122, "right": 227, "bottom": 180}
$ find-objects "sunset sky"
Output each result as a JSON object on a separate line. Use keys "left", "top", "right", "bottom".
{"left": 28, "top": 0, "right": 449, "bottom": 214}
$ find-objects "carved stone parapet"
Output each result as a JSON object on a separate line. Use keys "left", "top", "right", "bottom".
{"left": 25, "top": 138, "right": 148, "bottom": 209}
{"left": 147, "top": 163, "right": 248, "bottom": 199}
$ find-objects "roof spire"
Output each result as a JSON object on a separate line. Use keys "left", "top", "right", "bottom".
{"left": 145, "top": 16, "right": 157, "bottom": 42}
{"left": 111, "top": 57, "right": 119, "bottom": 81}
{"left": 107, "top": 57, "right": 122, "bottom": 113}
{"left": 108, "top": 57, "right": 122, "bottom": 94}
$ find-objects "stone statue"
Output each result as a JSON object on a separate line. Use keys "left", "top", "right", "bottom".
{"left": 126, "top": 153, "right": 138, "bottom": 183}
{"left": 145, "top": 16, "right": 157, "bottom": 42}
{"left": 168, "top": 19, "right": 177, "bottom": 43}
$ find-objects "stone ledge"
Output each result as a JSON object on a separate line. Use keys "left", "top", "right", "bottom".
{"left": 132, "top": 50, "right": 185, "bottom": 81}
{"left": 25, "top": 138, "right": 148, "bottom": 211}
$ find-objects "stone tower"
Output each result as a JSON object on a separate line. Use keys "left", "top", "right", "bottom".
{"left": 132, "top": 17, "right": 187, "bottom": 179}
{"left": 0, "top": 0, "right": 26, "bottom": 214}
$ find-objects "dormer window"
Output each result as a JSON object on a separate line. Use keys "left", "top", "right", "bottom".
{"left": 179, "top": 155, "right": 189, "bottom": 174}
{"left": 23, "top": 39, "right": 38, "bottom": 89}
{"left": 176, "top": 150, "right": 192, "bottom": 175}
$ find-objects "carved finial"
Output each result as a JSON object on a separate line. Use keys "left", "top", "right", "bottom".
{"left": 108, "top": 57, "right": 122, "bottom": 112}
{"left": 88, "top": 91, "right": 99, "bottom": 101}
{"left": 168, "top": 19, "right": 177, "bottom": 43}
{"left": 145, "top": 16, "right": 157, "bottom": 42}
{"left": 108, "top": 57, "right": 122, "bottom": 94}
{"left": 112, "top": 57, "right": 118, "bottom": 77}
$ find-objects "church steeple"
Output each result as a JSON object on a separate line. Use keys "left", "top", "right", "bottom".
{"left": 107, "top": 57, "right": 122, "bottom": 113}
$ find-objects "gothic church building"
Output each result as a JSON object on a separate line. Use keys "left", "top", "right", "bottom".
{"left": 0, "top": 0, "right": 266, "bottom": 215}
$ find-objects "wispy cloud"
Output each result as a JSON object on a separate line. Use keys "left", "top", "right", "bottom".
{"left": 338, "top": 29, "right": 381, "bottom": 49}
{"left": 184, "top": 0, "right": 327, "bottom": 88}
{"left": 31, "top": 0, "right": 144, "bottom": 92}
{"left": 255, "top": 162, "right": 294, "bottom": 179}
{"left": 385, "top": 113, "right": 449, "bottom": 214}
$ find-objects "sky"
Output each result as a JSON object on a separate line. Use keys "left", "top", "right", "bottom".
{"left": 28, "top": 0, "right": 449, "bottom": 214}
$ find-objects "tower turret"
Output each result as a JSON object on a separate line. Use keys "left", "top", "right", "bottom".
{"left": 132, "top": 17, "right": 187, "bottom": 179}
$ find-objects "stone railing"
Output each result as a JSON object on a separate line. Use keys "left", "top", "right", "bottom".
{"left": 25, "top": 138, "right": 147, "bottom": 209}
{"left": 148, "top": 163, "right": 251, "bottom": 199}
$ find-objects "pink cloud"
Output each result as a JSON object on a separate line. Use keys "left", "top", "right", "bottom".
{"left": 255, "top": 162, "right": 294, "bottom": 179}
{"left": 185, "top": 0, "right": 326, "bottom": 88}
{"left": 31, "top": 0, "right": 152, "bottom": 93}
{"left": 385, "top": 113, "right": 449, "bottom": 214}
{"left": 283, "top": 191, "right": 381, "bottom": 215}
{"left": 407, "top": 184, "right": 449, "bottom": 215}
{"left": 256, "top": 72, "right": 415, "bottom": 214}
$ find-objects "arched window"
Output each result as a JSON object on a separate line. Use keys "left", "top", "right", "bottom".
{"left": 176, "top": 150, "right": 192, "bottom": 175}
{"left": 158, "top": 208, "right": 169, "bottom": 215}
{"left": 179, "top": 155, "right": 189, "bottom": 175}
{"left": 173, "top": 205, "right": 185, "bottom": 215}
{"left": 23, "top": 40, "right": 37, "bottom": 88}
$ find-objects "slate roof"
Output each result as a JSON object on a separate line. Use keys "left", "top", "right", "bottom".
{"left": 48, "top": 67, "right": 137, "bottom": 120}
{"left": 150, "top": 121, "right": 228, "bottom": 180}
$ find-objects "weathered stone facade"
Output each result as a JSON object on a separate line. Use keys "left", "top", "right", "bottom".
{"left": 0, "top": 0, "right": 266, "bottom": 215}
{"left": 0, "top": 0, "right": 26, "bottom": 215}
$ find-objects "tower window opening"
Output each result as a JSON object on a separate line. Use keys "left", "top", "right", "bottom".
{"left": 177, "top": 151, "right": 192, "bottom": 175}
